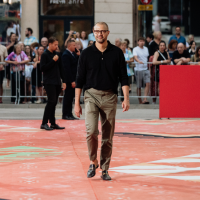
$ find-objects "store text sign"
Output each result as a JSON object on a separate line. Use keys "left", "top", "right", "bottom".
{"left": 50, "top": 0, "right": 84, "bottom": 4}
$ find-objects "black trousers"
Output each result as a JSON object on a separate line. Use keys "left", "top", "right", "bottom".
{"left": 42, "top": 84, "right": 61, "bottom": 125}
{"left": 62, "top": 84, "right": 75, "bottom": 116}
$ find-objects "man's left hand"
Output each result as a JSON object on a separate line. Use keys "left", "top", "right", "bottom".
{"left": 122, "top": 99, "right": 130, "bottom": 112}
{"left": 62, "top": 83, "right": 66, "bottom": 90}
{"left": 76, "top": 50, "right": 80, "bottom": 56}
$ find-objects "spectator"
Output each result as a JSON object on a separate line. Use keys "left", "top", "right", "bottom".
{"left": 154, "top": 13, "right": 161, "bottom": 32}
{"left": 146, "top": 34, "right": 154, "bottom": 46}
{"left": 5, "top": 43, "right": 29, "bottom": 103}
{"left": 168, "top": 26, "right": 186, "bottom": 46}
{"left": 30, "top": 42, "right": 40, "bottom": 57}
{"left": 115, "top": 38, "right": 122, "bottom": 48}
{"left": 148, "top": 31, "right": 162, "bottom": 104}
{"left": 121, "top": 41, "right": 134, "bottom": 96}
{"left": 149, "top": 31, "right": 162, "bottom": 56}
{"left": 0, "top": 43, "right": 8, "bottom": 103}
{"left": 124, "top": 38, "right": 133, "bottom": 52}
{"left": 80, "top": 31, "right": 88, "bottom": 50}
{"left": 24, "top": 28, "right": 39, "bottom": 46}
{"left": 188, "top": 41, "right": 196, "bottom": 58}
{"left": 75, "top": 40, "right": 83, "bottom": 52}
{"left": 32, "top": 46, "right": 44, "bottom": 104}
{"left": 18, "top": 42, "right": 25, "bottom": 52}
{"left": 87, "top": 40, "right": 94, "bottom": 47}
{"left": 186, "top": 34, "right": 194, "bottom": 48}
{"left": 24, "top": 56, "right": 33, "bottom": 104}
{"left": 75, "top": 32, "right": 81, "bottom": 41}
{"left": 24, "top": 45, "right": 32, "bottom": 58}
{"left": 168, "top": 39, "right": 178, "bottom": 59}
{"left": 62, "top": 39, "right": 80, "bottom": 120}
{"left": 6, "top": 22, "right": 15, "bottom": 40}
{"left": 173, "top": 43, "right": 190, "bottom": 65}
{"left": 41, "top": 37, "right": 48, "bottom": 50}
{"left": 65, "top": 31, "right": 81, "bottom": 48}
{"left": 6, "top": 33, "right": 18, "bottom": 88}
{"left": 133, "top": 37, "right": 150, "bottom": 104}
{"left": 153, "top": 41, "right": 171, "bottom": 95}
{"left": 196, "top": 58, "right": 200, "bottom": 64}
{"left": 191, "top": 46, "right": 200, "bottom": 64}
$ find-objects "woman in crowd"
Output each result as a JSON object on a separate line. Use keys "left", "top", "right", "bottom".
{"left": 88, "top": 40, "right": 93, "bottom": 47}
{"left": 188, "top": 41, "right": 196, "bottom": 58}
{"left": 168, "top": 39, "right": 178, "bottom": 59}
{"left": 149, "top": 31, "right": 162, "bottom": 104}
{"left": 191, "top": 46, "right": 200, "bottom": 64}
{"left": 32, "top": 46, "right": 44, "bottom": 104}
{"left": 5, "top": 43, "right": 29, "bottom": 103}
{"left": 153, "top": 41, "right": 171, "bottom": 95}
{"left": 186, "top": 34, "right": 194, "bottom": 48}
{"left": 75, "top": 40, "right": 83, "bottom": 53}
{"left": 121, "top": 41, "right": 134, "bottom": 99}
{"left": 6, "top": 32, "right": 17, "bottom": 87}
{"left": 24, "top": 45, "right": 32, "bottom": 57}
{"left": 80, "top": 31, "right": 88, "bottom": 50}
{"left": 18, "top": 41, "right": 25, "bottom": 51}
{"left": 124, "top": 38, "right": 133, "bottom": 52}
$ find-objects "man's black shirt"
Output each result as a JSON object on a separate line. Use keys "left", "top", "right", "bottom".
{"left": 40, "top": 50, "right": 66, "bottom": 85}
{"left": 76, "top": 41, "right": 129, "bottom": 94}
{"left": 173, "top": 50, "right": 190, "bottom": 65}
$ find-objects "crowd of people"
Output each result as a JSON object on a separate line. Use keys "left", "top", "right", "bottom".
{"left": 0, "top": 25, "right": 199, "bottom": 105}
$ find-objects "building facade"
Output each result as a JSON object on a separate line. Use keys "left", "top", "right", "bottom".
{"left": 0, "top": 0, "right": 199, "bottom": 48}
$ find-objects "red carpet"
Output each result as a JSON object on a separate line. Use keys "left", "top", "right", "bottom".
{"left": 0, "top": 119, "right": 200, "bottom": 199}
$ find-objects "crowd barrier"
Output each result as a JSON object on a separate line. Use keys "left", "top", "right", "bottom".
{"left": 0, "top": 62, "right": 199, "bottom": 104}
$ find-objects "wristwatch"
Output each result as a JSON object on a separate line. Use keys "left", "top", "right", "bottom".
{"left": 161, "top": 60, "right": 163, "bottom": 64}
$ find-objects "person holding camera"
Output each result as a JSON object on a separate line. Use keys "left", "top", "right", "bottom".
{"left": 62, "top": 39, "right": 80, "bottom": 120}
{"left": 40, "top": 37, "right": 66, "bottom": 131}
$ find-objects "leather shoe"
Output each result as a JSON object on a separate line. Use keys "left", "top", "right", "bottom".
{"left": 40, "top": 124, "right": 53, "bottom": 131}
{"left": 87, "top": 164, "right": 99, "bottom": 178}
{"left": 50, "top": 124, "right": 65, "bottom": 129}
{"left": 62, "top": 115, "right": 74, "bottom": 120}
{"left": 71, "top": 115, "right": 79, "bottom": 120}
{"left": 101, "top": 170, "right": 111, "bottom": 180}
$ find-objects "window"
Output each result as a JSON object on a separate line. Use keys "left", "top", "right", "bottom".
{"left": 41, "top": 0, "right": 93, "bottom": 16}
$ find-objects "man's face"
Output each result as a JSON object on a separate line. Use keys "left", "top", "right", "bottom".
{"left": 49, "top": 41, "right": 58, "bottom": 51}
{"left": 68, "top": 42, "right": 76, "bottom": 52}
{"left": 41, "top": 38, "right": 48, "bottom": 47}
{"left": 176, "top": 28, "right": 181, "bottom": 35}
{"left": 93, "top": 24, "right": 109, "bottom": 44}
{"left": 177, "top": 44, "right": 184, "bottom": 54}
{"left": 25, "top": 29, "right": 29, "bottom": 37}
{"left": 138, "top": 40, "right": 145, "bottom": 47}
{"left": 115, "top": 39, "right": 121, "bottom": 47}
{"left": 146, "top": 37, "right": 151, "bottom": 43}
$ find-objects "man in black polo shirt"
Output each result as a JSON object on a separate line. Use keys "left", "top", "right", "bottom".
{"left": 173, "top": 43, "right": 191, "bottom": 65}
{"left": 75, "top": 22, "right": 130, "bottom": 180}
{"left": 40, "top": 37, "right": 66, "bottom": 131}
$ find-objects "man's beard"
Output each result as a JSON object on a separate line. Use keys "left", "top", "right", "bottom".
{"left": 176, "top": 33, "right": 180, "bottom": 36}
{"left": 25, "top": 33, "right": 29, "bottom": 37}
{"left": 96, "top": 38, "right": 105, "bottom": 44}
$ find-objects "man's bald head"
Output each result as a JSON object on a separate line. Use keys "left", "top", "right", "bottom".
{"left": 177, "top": 43, "right": 184, "bottom": 54}
{"left": 41, "top": 37, "right": 48, "bottom": 48}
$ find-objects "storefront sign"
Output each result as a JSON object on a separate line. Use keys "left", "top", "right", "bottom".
{"left": 50, "top": 0, "right": 84, "bottom": 4}
{"left": 138, "top": 4, "right": 153, "bottom": 11}
{"left": 140, "top": 0, "right": 152, "bottom": 5}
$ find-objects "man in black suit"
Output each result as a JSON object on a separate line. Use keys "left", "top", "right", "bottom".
{"left": 62, "top": 39, "right": 80, "bottom": 120}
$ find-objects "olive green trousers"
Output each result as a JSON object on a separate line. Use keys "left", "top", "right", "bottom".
{"left": 84, "top": 88, "right": 117, "bottom": 171}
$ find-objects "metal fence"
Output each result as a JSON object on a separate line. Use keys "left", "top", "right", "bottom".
{"left": 0, "top": 62, "right": 199, "bottom": 104}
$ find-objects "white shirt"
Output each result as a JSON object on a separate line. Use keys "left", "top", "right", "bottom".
{"left": 80, "top": 39, "right": 88, "bottom": 50}
{"left": 7, "top": 27, "right": 16, "bottom": 37}
{"left": 133, "top": 46, "right": 149, "bottom": 71}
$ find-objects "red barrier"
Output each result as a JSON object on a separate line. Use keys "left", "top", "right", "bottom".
{"left": 160, "top": 65, "right": 200, "bottom": 118}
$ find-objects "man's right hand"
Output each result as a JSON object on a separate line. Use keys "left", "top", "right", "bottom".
{"left": 139, "top": 61, "right": 144, "bottom": 64}
{"left": 74, "top": 103, "right": 82, "bottom": 118}
{"left": 53, "top": 55, "right": 59, "bottom": 62}
{"left": 71, "top": 82, "right": 76, "bottom": 88}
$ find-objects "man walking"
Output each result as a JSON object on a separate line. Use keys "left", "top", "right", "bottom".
{"left": 40, "top": 37, "right": 66, "bottom": 131}
{"left": 62, "top": 39, "right": 80, "bottom": 120}
{"left": 75, "top": 22, "right": 130, "bottom": 180}
{"left": 133, "top": 37, "right": 150, "bottom": 104}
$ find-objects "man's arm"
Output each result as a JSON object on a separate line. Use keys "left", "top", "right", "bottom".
{"left": 122, "top": 85, "right": 130, "bottom": 112}
{"left": 59, "top": 54, "right": 66, "bottom": 84}
{"left": 74, "top": 88, "right": 82, "bottom": 118}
